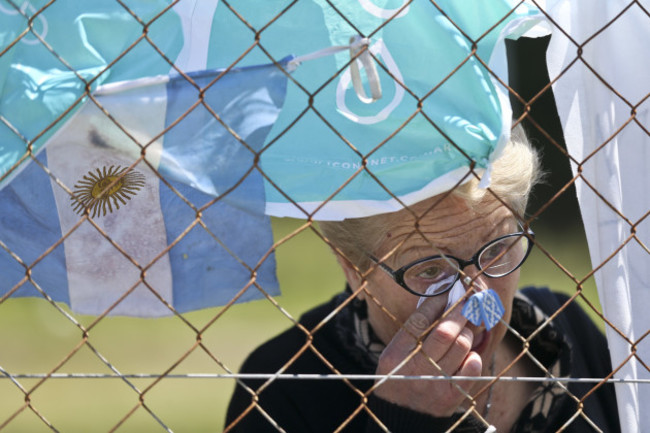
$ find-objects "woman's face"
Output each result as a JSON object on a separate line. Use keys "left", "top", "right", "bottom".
{"left": 343, "top": 194, "right": 520, "bottom": 372}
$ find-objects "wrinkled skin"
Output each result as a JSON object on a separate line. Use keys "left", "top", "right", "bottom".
{"left": 338, "top": 194, "right": 524, "bottom": 420}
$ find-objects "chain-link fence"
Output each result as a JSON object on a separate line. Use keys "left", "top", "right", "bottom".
{"left": 0, "top": 1, "right": 648, "bottom": 432}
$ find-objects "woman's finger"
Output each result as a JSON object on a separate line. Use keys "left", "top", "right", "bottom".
{"left": 427, "top": 326, "right": 475, "bottom": 376}
{"left": 453, "top": 350, "right": 484, "bottom": 396}
{"left": 379, "top": 295, "right": 468, "bottom": 373}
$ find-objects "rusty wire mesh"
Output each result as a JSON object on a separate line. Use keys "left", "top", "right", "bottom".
{"left": 0, "top": 0, "right": 647, "bottom": 432}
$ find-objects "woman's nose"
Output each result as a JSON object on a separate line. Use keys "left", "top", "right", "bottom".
{"left": 460, "top": 266, "right": 489, "bottom": 292}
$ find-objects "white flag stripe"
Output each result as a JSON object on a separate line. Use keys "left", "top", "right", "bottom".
{"left": 46, "top": 83, "right": 173, "bottom": 316}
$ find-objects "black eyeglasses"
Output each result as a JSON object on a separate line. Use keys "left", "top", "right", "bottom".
{"left": 369, "top": 228, "right": 534, "bottom": 297}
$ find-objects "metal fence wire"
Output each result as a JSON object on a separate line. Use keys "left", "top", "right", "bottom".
{"left": 0, "top": 0, "right": 648, "bottom": 432}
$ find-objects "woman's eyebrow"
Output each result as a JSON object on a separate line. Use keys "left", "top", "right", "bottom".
{"left": 394, "top": 238, "right": 452, "bottom": 266}
{"left": 481, "top": 216, "right": 516, "bottom": 243}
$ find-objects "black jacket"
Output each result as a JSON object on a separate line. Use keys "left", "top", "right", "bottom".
{"left": 225, "top": 287, "right": 620, "bottom": 432}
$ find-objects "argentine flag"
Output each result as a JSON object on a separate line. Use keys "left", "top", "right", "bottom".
{"left": 0, "top": 62, "right": 288, "bottom": 316}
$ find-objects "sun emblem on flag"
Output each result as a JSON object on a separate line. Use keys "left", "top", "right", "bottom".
{"left": 71, "top": 165, "right": 146, "bottom": 217}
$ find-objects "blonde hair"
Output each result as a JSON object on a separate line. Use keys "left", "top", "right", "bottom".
{"left": 319, "top": 125, "right": 542, "bottom": 271}
{"left": 452, "top": 124, "right": 541, "bottom": 217}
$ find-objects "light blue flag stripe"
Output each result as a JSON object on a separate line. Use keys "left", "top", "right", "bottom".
{"left": 0, "top": 151, "right": 69, "bottom": 304}
{"left": 159, "top": 64, "right": 289, "bottom": 311}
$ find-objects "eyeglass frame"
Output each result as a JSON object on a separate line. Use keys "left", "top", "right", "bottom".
{"left": 368, "top": 227, "right": 535, "bottom": 298}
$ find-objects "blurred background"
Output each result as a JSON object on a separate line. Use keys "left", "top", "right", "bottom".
{"left": 0, "top": 36, "right": 606, "bottom": 432}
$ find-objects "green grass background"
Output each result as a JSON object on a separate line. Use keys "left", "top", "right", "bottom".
{"left": 0, "top": 218, "right": 604, "bottom": 432}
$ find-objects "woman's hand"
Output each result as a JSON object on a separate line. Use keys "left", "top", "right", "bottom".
{"left": 373, "top": 297, "right": 483, "bottom": 417}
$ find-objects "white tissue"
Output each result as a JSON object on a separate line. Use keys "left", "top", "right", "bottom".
{"left": 416, "top": 278, "right": 465, "bottom": 309}
{"left": 444, "top": 280, "right": 466, "bottom": 311}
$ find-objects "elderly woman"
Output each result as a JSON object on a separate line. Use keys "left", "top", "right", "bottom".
{"left": 225, "top": 129, "right": 620, "bottom": 432}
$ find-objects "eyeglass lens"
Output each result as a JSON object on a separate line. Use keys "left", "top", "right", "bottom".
{"left": 403, "top": 234, "right": 529, "bottom": 296}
